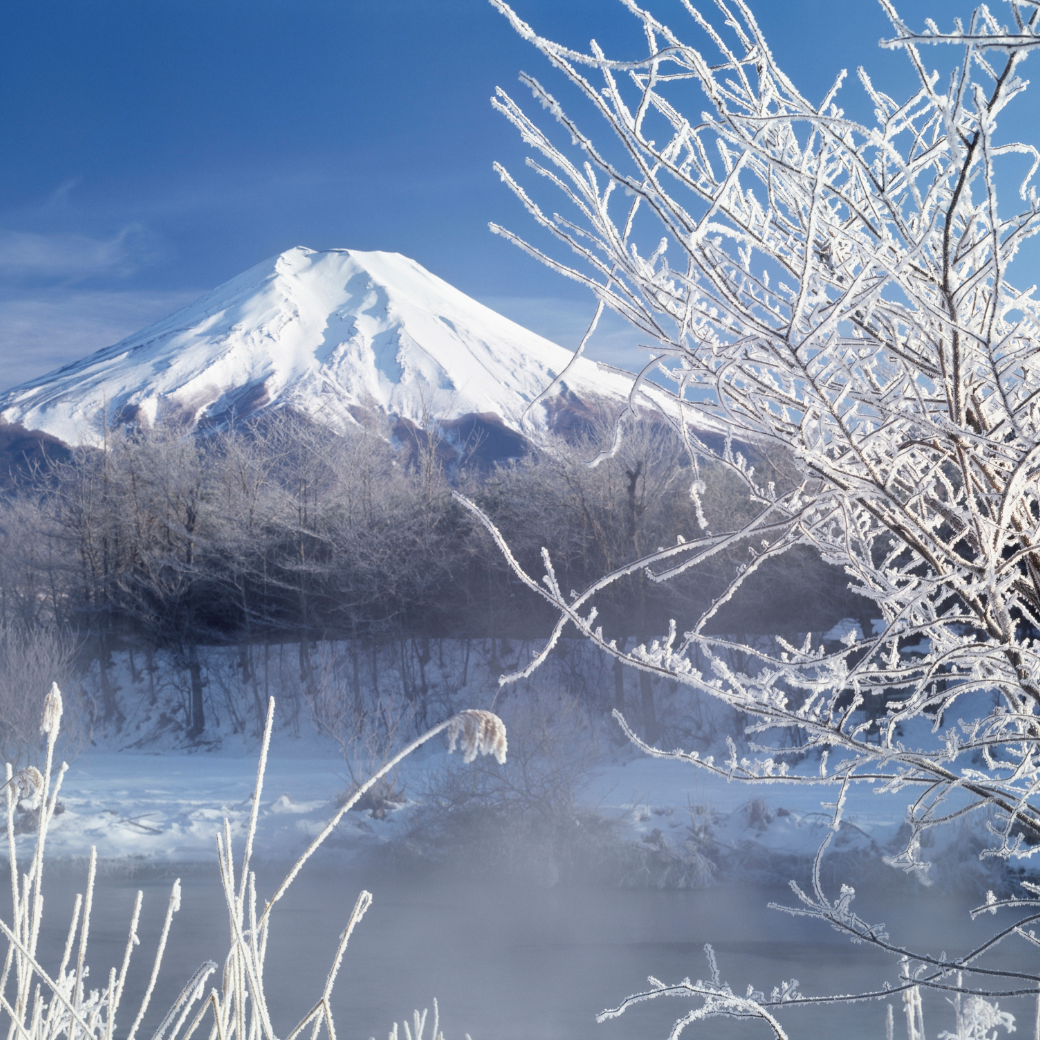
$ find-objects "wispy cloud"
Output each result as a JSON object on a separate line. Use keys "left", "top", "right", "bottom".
{"left": 0, "top": 288, "right": 199, "bottom": 392}
{"left": 0, "top": 224, "right": 166, "bottom": 283}
{"left": 41, "top": 177, "right": 82, "bottom": 211}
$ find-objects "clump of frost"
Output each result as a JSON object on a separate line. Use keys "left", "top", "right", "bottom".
{"left": 3, "top": 766, "right": 43, "bottom": 806}
{"left": 40, "top": 682, "right": 62, "bottom": 737}
{"left": 939, "top": 994, "right": 1016, "bottom": 1040}
{"left": 376, "top": 1001, "right": 462, "bottom": 1040}
{"left": 447, "top": 709, "right": 508, "bottom": 764}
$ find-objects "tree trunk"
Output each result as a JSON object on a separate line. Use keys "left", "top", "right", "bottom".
{"left": 351, "top": 632, "right": 363, "bottom": 724}
{"left": 640, "top": 671, "right": 657, "bottom": 746}
{"left": 145, "top": 644, "right": 157, "bottom": 706}
{"left": 186, "top": 646, "right": 205, "bottom": 739}
{"left": 97, "top": 634, "right": 123, "bottom": 725}
{"left": 614, "top": 636, "right": 628, "bottom": 715}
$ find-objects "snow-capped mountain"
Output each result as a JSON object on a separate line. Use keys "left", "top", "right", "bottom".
{"left": 0, "top": 247, "right": 648, "bottom": 448}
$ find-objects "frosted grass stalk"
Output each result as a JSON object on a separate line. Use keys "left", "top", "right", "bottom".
{"left": 0, "top": 690, "right": 498, "bottom": 1040}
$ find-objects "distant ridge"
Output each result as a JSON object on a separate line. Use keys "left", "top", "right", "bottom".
{"left": 0, "top": 247, "right": 650, "bottom": 449}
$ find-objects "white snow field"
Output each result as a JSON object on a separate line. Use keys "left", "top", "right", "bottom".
{"left": 0, "top": 247, "right": 659, "bottom": 447}
{"left": 30, "top": 635, "right": 949, "bottom": 881}
{"left": 43, "top": 729, "right": 913, "bottom": 869}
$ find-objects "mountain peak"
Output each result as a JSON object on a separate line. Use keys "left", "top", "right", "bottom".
{"left": 0, "top": 247, "right": 642, "bottom": 447}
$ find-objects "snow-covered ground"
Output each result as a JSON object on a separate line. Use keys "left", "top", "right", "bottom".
{"left": 41, "top": 729, "right": 345, "bottom": 864}
{"left": 17, "top": 635, "right": 990, "bottom": 889}
{"left": 32, "top": 722, "right": 912, "bottom": 877}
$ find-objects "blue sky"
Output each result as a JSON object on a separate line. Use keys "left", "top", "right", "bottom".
{"left": 0, "top": 0, "right": 1014, "bottom": 391}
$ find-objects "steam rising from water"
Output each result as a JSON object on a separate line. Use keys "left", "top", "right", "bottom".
{"left": 12, "top": 867, "right": 1000, "bottom": 1040}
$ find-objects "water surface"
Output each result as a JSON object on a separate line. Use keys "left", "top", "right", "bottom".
{"left": 17, "top": 866, "right": 1030, "bottom": 1040}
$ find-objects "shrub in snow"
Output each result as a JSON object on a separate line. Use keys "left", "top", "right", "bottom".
{"left": 409, "top": 691, "right": 618, "bottom": 884}
{"left": 462, "top": 0, "right": 1040, "bottom": 1033}
{"left": 0, "top": 690, "right": 502, "bottom": 1040}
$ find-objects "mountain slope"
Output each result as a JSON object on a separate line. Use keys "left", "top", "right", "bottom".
{"left": 0, "top": 247, "right": 648, "bottom": 447}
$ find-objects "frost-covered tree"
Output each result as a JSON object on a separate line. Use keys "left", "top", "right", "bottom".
{"left": 469, "top": 0, "right": 1040, "bottom": 1032}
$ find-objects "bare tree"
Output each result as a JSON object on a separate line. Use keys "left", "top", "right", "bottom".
{"left": 50, "top": 436, "right": 135, "bottom": 722}
{"left": 0, "top": 494, "right": 64, "bottom": 632}
{"left": 467, "top": 0, "right": 1040, "bottom": 1032}
{"left": 483, "top": 417, "right": 862, "bottom": 732}
{"left": 0, "top": 621, "right": 81, "bottom": 769}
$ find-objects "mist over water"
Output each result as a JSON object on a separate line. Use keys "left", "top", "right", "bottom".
{"left": 17, "top": 865, "right": 1024, "bottom": 1040}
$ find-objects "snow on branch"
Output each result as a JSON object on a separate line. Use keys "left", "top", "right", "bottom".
{"left": 488, "top": 0, "right": 1040, "bottom": 869}
{"left": 483, "top": 0, "right": 1040, "bottom": 1026}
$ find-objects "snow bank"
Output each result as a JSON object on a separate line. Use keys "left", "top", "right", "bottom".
{"left": 19, "top": 637, "right": 1003, "bottom": 892}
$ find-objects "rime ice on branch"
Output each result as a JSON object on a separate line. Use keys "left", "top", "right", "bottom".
{"left": 483, "top": 0, "right": 1040, "bottom": 870}
{"left": 447, "top": 709, "right": 509, "bottom": 764}
{"left": 467, "top": 0, "right": 1040, "bottom": 1032}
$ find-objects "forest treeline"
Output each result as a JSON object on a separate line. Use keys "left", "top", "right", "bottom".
{"left": 0, "top": 411, "right": 868, "bottom": 733}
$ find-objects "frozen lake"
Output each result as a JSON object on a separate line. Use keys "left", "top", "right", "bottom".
{"left": 18, "top": 865, "right": 1029, "bottom": 1040}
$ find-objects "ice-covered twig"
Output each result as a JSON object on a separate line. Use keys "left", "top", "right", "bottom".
{"left": 486, "top": 0, "right": 1040, "bottom": 1033}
